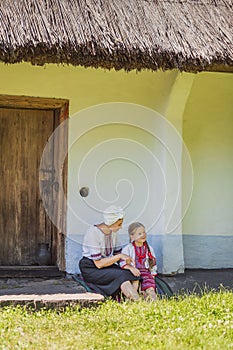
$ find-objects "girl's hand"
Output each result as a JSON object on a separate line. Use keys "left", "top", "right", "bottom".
{"left": 129, "top": 266, "right": 141, "bottom": 277}
{"left": 120, "top": 253, "right": 134, "bottom": 265}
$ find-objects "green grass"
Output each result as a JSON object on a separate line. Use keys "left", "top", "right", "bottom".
{"left": 0, "top": 291, "right": 232, "bottom": 350}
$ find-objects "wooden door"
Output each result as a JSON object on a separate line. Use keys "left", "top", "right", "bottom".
{"left": 0, "top": 96, "right": 68, "bottom": 267}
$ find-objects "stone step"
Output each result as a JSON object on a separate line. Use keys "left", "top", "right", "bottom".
{"left": 0, "top": 266, "right": 64, "bottom": 278}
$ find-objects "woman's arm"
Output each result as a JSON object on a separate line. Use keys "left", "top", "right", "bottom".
{"left": 122, "top": 264, "right": 141, "bottom": 277}
{"left": 94, "top": 253, "right": 133, "bottom": 269}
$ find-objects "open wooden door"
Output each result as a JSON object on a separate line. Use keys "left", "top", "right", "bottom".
{"left": 0, "top": 95, "right": 68, "bottom": 271}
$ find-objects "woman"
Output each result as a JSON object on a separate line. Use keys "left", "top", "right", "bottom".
{"left": 79, "top": 206, "right": 141, "bottom": 300}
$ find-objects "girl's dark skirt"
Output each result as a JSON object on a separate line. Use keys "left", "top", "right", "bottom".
{"left": 79, "top": 257, "right": 141, "bottom": 297}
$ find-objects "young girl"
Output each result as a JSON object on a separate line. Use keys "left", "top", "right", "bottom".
{"left": 120, "top": 222, "right": 157, "bottom": 300}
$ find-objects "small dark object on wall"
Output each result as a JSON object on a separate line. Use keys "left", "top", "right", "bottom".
{"left": 79, "top": 187, "right": 89, "bottom": 197}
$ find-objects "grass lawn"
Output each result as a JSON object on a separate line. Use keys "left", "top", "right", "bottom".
{"left": 0, "top": 291, "right": 232, "bottom": 350}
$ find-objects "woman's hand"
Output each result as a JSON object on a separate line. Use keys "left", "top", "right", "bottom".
{"left": 120, "top": 253, "right": 134, "bottom": 265}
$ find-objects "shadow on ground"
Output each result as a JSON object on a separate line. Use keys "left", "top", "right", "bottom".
{"left": 161, "top": 268, "right": 233, "bottom": 294}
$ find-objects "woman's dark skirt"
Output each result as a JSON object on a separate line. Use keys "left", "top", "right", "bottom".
{"left": 79, "top": 257, "right": 141, "bottom": 298}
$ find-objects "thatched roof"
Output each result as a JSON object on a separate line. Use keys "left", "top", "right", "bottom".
{"left": 0, "top": 0, "right": 232, "bottom": 72}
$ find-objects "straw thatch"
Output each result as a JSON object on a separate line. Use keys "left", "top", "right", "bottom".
{"left": 0, "top": 0, "right": 232, "bottom": 72}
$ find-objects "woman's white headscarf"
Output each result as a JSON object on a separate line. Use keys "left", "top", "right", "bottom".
{"left": 103, "top": 205, "right": 124, "bottom": 226}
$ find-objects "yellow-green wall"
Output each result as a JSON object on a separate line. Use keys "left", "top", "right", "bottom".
{"left": 182, "top": 72, "right": 233, "bottom": 268}
{"left": 183, "top": 72, "right": 233, "bottom": 236}
{"left": 0, "top": 62, "right": 177, "bottom": 114}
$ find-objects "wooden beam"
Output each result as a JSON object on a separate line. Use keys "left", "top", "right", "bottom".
{"left": 0, "top": 95, "right": 69, "bottom": 110}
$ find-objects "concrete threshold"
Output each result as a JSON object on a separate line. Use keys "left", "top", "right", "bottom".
{"left": 0, "top": 292, "right": 104, "bottom": 309}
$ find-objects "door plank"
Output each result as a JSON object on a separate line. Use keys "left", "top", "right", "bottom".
{"left": 0, "top": 108, "right": 54, "bottom": 265}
